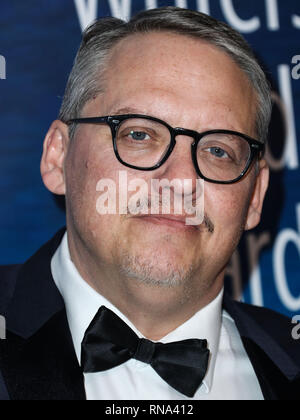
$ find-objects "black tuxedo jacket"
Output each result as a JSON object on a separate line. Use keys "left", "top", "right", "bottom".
{"left": 0, "top": 228, "right": 299, "bottom": 400}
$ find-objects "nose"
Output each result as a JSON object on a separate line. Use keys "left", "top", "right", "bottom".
{"left": 154, "top": 133, "right": 199, "bottom": 197}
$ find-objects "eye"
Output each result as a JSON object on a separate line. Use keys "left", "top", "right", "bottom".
{"left": 129, "top": 130, "right": 150, "bottom": 141}
{"left": 207, "top": 147, "right": 229, "bottom": 159}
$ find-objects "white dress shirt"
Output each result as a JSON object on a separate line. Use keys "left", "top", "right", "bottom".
{"left": 51, "top": 232, "right": 264, "bottom": 400}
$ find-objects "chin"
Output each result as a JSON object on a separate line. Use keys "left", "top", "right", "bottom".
{"left": 117, "top": 250, "right": 195, "bottom": 289}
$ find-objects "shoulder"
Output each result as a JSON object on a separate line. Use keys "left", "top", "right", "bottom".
{"left": 0, "top": 228, "right": 66, "bottom": 318}
{"left": 224, "top": 294, "right": 300, "bottom": 350}
{"left": 233, "top": 299, "right": 293, "bottom": 327}
{"left": 224, "top": 294, "right": 296, "bottom": 336}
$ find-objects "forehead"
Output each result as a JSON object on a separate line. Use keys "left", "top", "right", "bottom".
{"left": 86, "top": 32, "right": 257, "bottom": 134}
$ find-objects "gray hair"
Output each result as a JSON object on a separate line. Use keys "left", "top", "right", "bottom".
{"left": 59, "top": 6, "right": 272, "bottom": 143}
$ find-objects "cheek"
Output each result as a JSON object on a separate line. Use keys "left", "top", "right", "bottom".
{"left": 205, "top": 182, "right": 251, "bottom": 232}
{"left": 65, "top": 134, "right": 121, "bottom": 230}
{"left": 64, "top": 137, "right": 128, "bottom": 263}
{"left": 66, "top": 130, "right": 117, "bottom": 192}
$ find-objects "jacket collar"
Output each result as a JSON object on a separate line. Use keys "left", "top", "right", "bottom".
{"left": 223, "top": 294, "right": 300, "bottom": 382}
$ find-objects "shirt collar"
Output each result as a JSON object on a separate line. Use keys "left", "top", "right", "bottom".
{"left": 51, "top": 232, "right": 223, "bottom": 394}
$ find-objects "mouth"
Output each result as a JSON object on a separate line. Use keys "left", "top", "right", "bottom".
{"left": 131, "top": 214, "right": 204, "bottom": 231}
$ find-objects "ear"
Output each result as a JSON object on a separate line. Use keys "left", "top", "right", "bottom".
{"left": 40, "top": 120, "right": 69, "bottom": 195}
{"left": 245, "top": 159, "right": 270, "bottom": 231}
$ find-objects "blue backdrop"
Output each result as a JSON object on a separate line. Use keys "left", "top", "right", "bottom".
{"left": 0, "top": 0, "right": 299, "bottom": 319}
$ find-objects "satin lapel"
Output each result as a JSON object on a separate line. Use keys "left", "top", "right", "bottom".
{"left": 0, "top": 309, "right": 86, "bottom": 400}
{"left": 240, "top": 337, "right": 278, "bottom": 400}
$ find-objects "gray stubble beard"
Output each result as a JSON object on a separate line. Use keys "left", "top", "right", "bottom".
{"left": 117, "top": 250, "right": 196, "bottom": 289}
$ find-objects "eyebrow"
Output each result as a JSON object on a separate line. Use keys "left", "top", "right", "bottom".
{"left": 110, "top": 106, "right": 148, "bottom": 115}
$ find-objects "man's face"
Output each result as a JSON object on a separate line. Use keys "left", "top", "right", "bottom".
{"left": 63, "top": 32, "right": 265, "bottom": 302}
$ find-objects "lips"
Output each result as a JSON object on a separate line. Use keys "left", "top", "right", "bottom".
{"left": 130, "top": 212, "right": 214, "bottom": 233}
{"left": 133, "top": 214, "right": 199, "bottom": 230}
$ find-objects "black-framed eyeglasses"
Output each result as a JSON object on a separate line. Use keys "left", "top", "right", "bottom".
{"left": 66, "top": 114, "right": 265, "bottom": 184}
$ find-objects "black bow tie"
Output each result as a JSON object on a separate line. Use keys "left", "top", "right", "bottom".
{"left": 81, "top": 306, "right": 210, "bottom": 397}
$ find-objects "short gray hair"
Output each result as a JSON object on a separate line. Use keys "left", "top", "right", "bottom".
{"left": 59, "top": 6, "right": 272, "bottom": 143}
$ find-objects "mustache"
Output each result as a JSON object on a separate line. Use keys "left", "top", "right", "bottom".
{"left": 122, "top": 195, "right": 214, "bottom": 233}
{"left": 203, "top": 214, "right": 214, "bottom": 233}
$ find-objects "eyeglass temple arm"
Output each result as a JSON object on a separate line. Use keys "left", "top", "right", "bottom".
{"left": 65, "top": 117, "right": 109, "bottom": 125}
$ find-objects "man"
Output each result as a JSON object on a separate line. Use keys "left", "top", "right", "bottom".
{"left": 0, "top": 7, "right": 299, "bottom": 401}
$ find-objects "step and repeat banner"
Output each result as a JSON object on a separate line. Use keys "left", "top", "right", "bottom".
{"left": 0, "top": 1, "right": 299, "bottom": 318}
